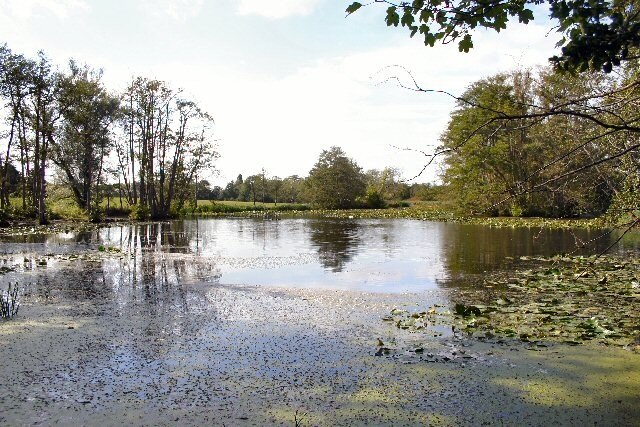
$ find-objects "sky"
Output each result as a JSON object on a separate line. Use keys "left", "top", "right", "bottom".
{"left": 0, "top": 0, "right": 561, "bottom": 186}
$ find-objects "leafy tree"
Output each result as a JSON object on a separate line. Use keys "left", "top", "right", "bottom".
{"left": 239, "top": 174, "right": 260, "bottom": 205}
{"left": 52, "top": 61, "right": 120, "bottom": 214}
{"left": 210, "top": 185, "right": 223, "bottom": 200}
{"left": 346, "top": 0, "right": 640, "bottom": 72}
{"left": 270, "top": 175, "right": 283, "bottom": 205}
{"left": 117, "top": 77, "right": 217, "bottom": 219}
{"left": 306, "top": 146, "right": 366, "bottom": 209}
{"left": 441, "top": 68, "right": 620, "bottom": 216}
{"left": 280, "top": 175, "right": 306, "bottom": 203}
{"left": 196, "top": 179, "right": 215, "bottom": 199}
{"left": 365, "top": 166, "right": 410, "bottom": 200}
{"left": 409, "top": 183, "right": 443, "bottom": 201}
{"left": 0, "top": 45, "right": 33, "bottom": 209}
{"left": 222, "top": 179, "right": 239, "bottom": 200}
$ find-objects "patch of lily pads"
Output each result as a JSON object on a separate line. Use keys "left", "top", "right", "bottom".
{"left": 224, "top": 207, "right": 608, "bottom": 230}
{"left": 388, "top": 255, "right": 640, "bottom": 350}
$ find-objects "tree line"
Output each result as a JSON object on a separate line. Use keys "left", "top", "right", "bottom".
{"left": 208, "top": 146, "right": 442, "bottom": 209}
{"left": 0, "top": 44, "right": 217, "bottom": 223}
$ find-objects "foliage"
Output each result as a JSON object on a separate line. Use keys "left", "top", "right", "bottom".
{"left": 52, "top": 61, "right": 120, "bottom": 213}
{"left": 346, "top": 0, "right": 640, "bottom": 72}
{"left": 194, "top": 200, "right": 310, "bottom": 215}
{"left": 363, "top": 188, "right": 387, "bottom": 208}
{"left": 1, "top": 44, "right": 219, "bottom": 224}
{"left": 306, "top": 146, "right": 367, "bottom": 209}
{"left": 117, "top": 78, "right": 218, "bottom": 219}
{"left": 129, "top": 203, "right": 150, "bottom": 221}
{"left": 440, "top": 68, "right": 621, "bottom": 217}
{"left": 364, "top": 167, "right": 410, "bottom": 201}
{"left": 389, "top": 254, "right": 640, "bottom": 347}
{"left": 409, "top": 183, "right": 444, "bottom": 201}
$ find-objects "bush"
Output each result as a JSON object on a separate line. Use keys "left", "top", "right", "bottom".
{"left": 387, "top": 201, "right": 410, "bottom": 208}
{"left": 129, "top": 204, "right": 150, "bottom": 220}
{"left": 0, "top": 208, "right": 10, "bottom": 227}
{"left": 88, "top": 207, "right": 104, "bottom": 223}
{"left": 194, "top": 202, "right": 310, "bottom": 215}
{"left": 362, "top": 189, "right": 386, "bottom": 209}
{"left": 104, "top": 205, "right": 131, "bottom": 217}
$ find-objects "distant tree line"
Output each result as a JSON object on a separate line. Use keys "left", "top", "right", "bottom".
{"left": 208, "top": 146, "right": 443, "bottom": 209}
{"left": 0, "top": 44, "right": 217, "bottom": 223}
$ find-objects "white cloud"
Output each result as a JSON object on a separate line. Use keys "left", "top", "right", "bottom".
{"left": 139, "top": 19, "right": 560, "bottom": 187}
{"left": 0, "top": 1, "right": 562, "bottom": 186}
{"left": 139, "top": 0, "right": 204, "bottom": 21}
{"left": 237, "top": 0, "right": 324, "bottom": 19}
{"left": 0, "top": 0, "right": 88, "bottom": 19}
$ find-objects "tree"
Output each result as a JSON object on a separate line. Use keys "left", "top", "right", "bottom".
{"left": 347, "top": 2, "right": 639, "bottom": 227}
{"left": 0, "top": 47, "right": 73, "bottom": 224}
{"left": 28, "top": 52, "right": 59, "bottom": 224}
{"left": 222, "top": 180, "right": 239, "bottom": 200}
{"left": 270, "top": 176, "right": 283, "bottom": 205}
{"left": 280, "top": 175, "right": 305, "bottom": 203}
{"left": 211, "top": 185, "right": 223, "bottom": 200}
{"left": 346, "top": 0, "right": 640, "bottom": 72}
{"left": 241, "top": 175, "right": 260, "bottom": 206}
{"left": 0, "top": 45, "right": 32, "bottom": 210}
{"left": 306, "top": 146, "right": 366, "bottom": 209}
{"left": 52, "top": 61, "right": 120, "bottom": 215}
{"left": 365, "top": 166, "right": 410, "bottom": 200}
{"left": 441, "top": 68, "right": 620, "bottom": 217}
{"left": 116, "top": 77, "right": 217, "bottom": 219}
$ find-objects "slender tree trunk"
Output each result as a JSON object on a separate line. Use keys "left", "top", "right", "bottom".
{"left": 1, "top": 116, "right": 16, "bottom": 209}
{"left": 38, "top": 128, "right": 47, "bottom": 225}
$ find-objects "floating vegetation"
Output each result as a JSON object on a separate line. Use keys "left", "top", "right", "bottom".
{"left": 214, "top": 207, "right": 609, "bottom": 229}
{"left": 0, "top": 222, "right": 103, "bottom": 237}
{"left": 1, "top": 283, "right": 20, "bottom": 319}
{"left": 389, "top": 255, "right": 640, "bottom": 349}
{"left": 387, "top": 305, "right": 453, "bottom": 334}
{"left": 97, "top": 245, "right": 121, "bottom": 253}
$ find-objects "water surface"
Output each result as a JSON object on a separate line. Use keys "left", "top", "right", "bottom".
{"left": 4, "top": 218, "right": 637, "bottom": 292}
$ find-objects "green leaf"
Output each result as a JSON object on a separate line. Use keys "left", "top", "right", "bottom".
{"left": 419, "top": 8, "right": 432, "bottom": 22}
{"left": 385, "top": 7, "right": 400, "bottom": 27}
{"left": 401, "top": 8, "right": 415, "bottom": 27}
{"left": 518, "top": 9, "right": 534, "bottom": 24}
{"left": 458, "top": 34, "right": 473, "bottom": 52}
{"left": 345, "top": 2, "right": 362, "bottom": 16}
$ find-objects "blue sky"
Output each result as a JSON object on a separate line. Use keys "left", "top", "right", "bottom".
{"left": 0, "top": 0, "right": 560, "bottom": 186}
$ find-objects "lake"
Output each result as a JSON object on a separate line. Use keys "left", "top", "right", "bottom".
{"left": 2, "top": 217, "right": 640, "bottom": 425}
{"left": 3, "top": 217, "right": 638, "bottom": 293}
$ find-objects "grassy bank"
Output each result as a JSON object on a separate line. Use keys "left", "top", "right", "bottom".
{"left": 203, "top": 201, "right": 611, "bottom": 230}
{"left": 0, "top": 196, "right": 623, "bottom": 232}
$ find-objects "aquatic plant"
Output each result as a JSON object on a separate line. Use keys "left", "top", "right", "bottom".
{"left": 389, "top": 255, "right": 640, "bottom": 349}
{"left": 1, "top": 283, "right": 19, "bottom": 319}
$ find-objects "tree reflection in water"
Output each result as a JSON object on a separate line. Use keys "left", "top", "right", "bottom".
{"left": 307, "top": 219, "right": 362, "bottom": 272}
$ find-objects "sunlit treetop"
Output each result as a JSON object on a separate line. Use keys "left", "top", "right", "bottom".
{"left": 346, "top": 0, "right": 640, "bottom": 73}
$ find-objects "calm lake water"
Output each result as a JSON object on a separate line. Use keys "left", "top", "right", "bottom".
{"left": 5, "top": 218, "right": 638, "bottom": 293}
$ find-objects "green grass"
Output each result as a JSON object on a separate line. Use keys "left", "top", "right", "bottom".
{"left": 194, "top": 200, "right": 310, "bottom": 215}
{"left": 0, "top": 195, "right": 619, "bottom": 230}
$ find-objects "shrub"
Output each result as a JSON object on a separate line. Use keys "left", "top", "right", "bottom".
{"left": 88, "top": 207, "right": 105, "bottom": 223}
{"left": 129, "top": 204, "right": 150, "bottom": 221}
{"left": 364, "top": 189, "right": 386, "bottom": 209}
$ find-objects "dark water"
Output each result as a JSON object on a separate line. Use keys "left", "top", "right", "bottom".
{"left": 3, "top": 218, "right": 638, "bottom": 293}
